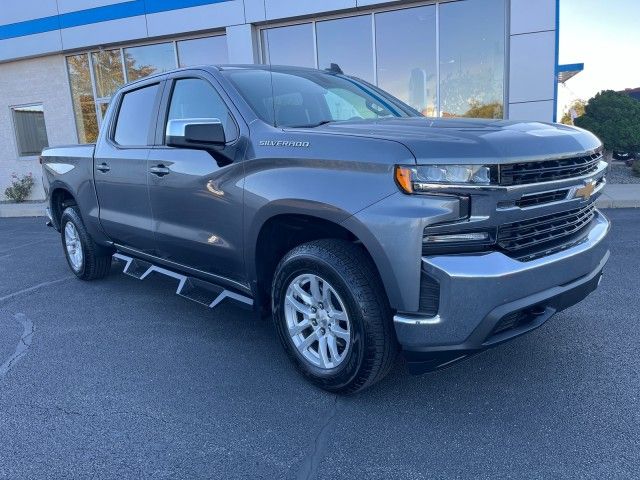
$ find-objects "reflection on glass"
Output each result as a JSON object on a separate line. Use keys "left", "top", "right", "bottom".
{"left": 99, "top": 102, "right": 109, "bottom": 119}
{"left": 261, "top": 24, "right": 315, "bottom": 68}
{"left": 324, "top": 89, "right": 379, "bottom": 120}
{"left": 91, "top": 49, "right": 124, "bottom": 98}
{"left": 439, "top": 0, "right": 505, "bottom": 118}
{"left": 177, "top": 35, "right": 228, "bottom": 67}
{"left": 12, "top": 105, "right": 49, "bottom": 156}
{"left": 375, "top": 6, "right": 437, "bottom": 117}
{"left": 67, "top": 54, "right": 99, "bottom": 143}
{"left": 124, "top": 43, "right": 176, "bottom": 82}
{"left": 223, "top": 69, "right": 415, "bottom": 127}
{"left": 114, "top": 84, "right": 159, "bottom": 146}
{"left": 168, "top": 78, "right": 236, "bottom": 140}
{"left": 316, "top": 16, "right": 374, "bottom": 82}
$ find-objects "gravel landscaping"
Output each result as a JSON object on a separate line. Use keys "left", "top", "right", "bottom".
{"left": 607, "top": 161, "right": 640, "bottom": 184}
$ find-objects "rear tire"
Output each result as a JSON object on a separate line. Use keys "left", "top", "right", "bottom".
{"left": 272, "top": 239, "right": 397, "bottom": 394}
{"left": 60, "top": 206, "right": 112, "bottom": 280}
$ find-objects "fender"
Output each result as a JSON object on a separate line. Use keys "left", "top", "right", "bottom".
{"left": 244, "top": 198, "right": 355, "bottom": 288}
{"left": 45, "top": 173, "right": 111, "bottom": 247}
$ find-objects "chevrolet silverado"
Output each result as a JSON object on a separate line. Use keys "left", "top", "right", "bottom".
{"left": 41, "top": 65, "right": 610, "bottom": 393}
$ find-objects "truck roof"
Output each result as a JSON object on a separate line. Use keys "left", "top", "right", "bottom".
{"left": 120, "top": 64, "right": 339, "bottom": 90}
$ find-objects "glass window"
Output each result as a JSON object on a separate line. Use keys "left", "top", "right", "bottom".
{"left": 124, "top": 43, "right": 176, "bottom": 82}
{"left": 223, "top": 69, "right": 417, "bottom": 127}
{"left": 324, "top": 89, "right": 380, "bottom": 120}
{"left": 316, "top": 16, "right": 374, "bottom": 83}
{"left": 177, "top": 36, "right": 228, "bottom": 67}
{"left": 11, "top": 104, "right": 49, "bottom": 156}
{"left": 91, "top": 49, "right": 125, "bottom": 98}
{"left": 114, "top": 84, "right": 159, "bottom": 146}
{"left": 375, "top": 6, "right": 437, "bottom": 117}
{"left": 261, "top": 24, "right": 315, "bottom": 68}
{"left": 99, "top": 102, "right": 109, "bottom": 119}
{"left": 167, "top": 78, "right": 237, "bottom": 141}
{"left": 67, "top": 54, "right": 99, "bottom": 144}
{"left": 439, "top": 0, "right": 506, "bottom": 118}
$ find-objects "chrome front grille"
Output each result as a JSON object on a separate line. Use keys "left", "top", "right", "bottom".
{"left": 499, "top": 153, "right": 601, "bottom": 186}
{"left": 498, "top": 203, "right": 596, "bottom": 255}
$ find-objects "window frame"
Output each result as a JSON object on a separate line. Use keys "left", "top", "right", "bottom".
{"left": 261, "top": 22, "right": 316, "bottom": 69}
{"left": 315, "top": 13, "right": 376, "bottom": 84}
{"left": 257, "top": 0, "right": 509, "bottom": 119}
{"left": 65, "top": 32, "right": 227, "bottom": 143}
{"left": 176, "top": 35, "right": 229, "bottom": 68}
{"left": 123, "top": 41, "right": 178, "bottom": 84}
{"left": 108, "top": 79, "right": 165, "bottom": 149}
{"left": 10, "top": 102, "right": 49, "bottom": 158}
{"left": 155, "top": 70, "right": 241, "bottom": 148}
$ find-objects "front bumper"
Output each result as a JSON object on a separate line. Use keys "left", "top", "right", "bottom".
{"left": 395, "top": 210, "right": 610, "bottom": 373}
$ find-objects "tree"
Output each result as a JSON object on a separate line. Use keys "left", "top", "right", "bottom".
{"left": 66, "top": 51, "right": 160, "bottom": 143}
{"left": 574, "top": 90, "right": 640, "bottom": 152}
{"left": 560, "top": 99, "right": 586, "bottom": 125}
{"left": 461, "top": 99, "right": 503, "bottom": 119}
{"left": 67, "top": 54, "right": 99, "bottom": 143}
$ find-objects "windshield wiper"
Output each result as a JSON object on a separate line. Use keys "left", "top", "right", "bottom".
{"left": 292, "top": 120, "right": 334, "bottom": 128}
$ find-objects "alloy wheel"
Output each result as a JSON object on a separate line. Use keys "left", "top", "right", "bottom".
{"left": 64, "top": 221, "right": 83, "bottom": 271}
{"left": 284, "top": 274, "right": 351, "bottom": 369}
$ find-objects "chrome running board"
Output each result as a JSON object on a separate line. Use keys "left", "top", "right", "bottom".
{"left": 113, "top": 253, "right": 253, "bottom": 310}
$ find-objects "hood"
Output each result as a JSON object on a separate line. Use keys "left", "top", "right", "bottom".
{"left": 302, "top": 117, "right": 601, "bottom": 164}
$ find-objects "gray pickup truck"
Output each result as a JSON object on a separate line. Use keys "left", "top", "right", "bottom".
{"left": 41, "top": 65, "right": 610, "bottom": 393}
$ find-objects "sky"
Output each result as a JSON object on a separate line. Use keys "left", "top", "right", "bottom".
{"left": 558, "top": 0, "right": 640, "bottom": 116}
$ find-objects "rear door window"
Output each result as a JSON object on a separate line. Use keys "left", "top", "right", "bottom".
{"left": 114, "top": 84, "right": 159, "bottom": 146}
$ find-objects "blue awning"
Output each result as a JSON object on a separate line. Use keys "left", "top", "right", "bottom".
{"left": 557, "top": 63, "right": 584, "bottom": 83}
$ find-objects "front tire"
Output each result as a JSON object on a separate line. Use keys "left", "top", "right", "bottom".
{"left": 272, "top": 239, "right": 397, "bottom": 394}
{"left": 60, "top": 206, "right": 112, "bottom": 280}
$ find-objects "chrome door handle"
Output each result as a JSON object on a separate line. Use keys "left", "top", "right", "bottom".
{"left": 96, "top": 163, "right": 111, "bottom": 173}
{"left": 149, "top": 165, "right": 170, "bottom": 176}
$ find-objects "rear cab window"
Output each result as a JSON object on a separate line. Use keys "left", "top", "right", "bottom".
{"left": 113, "top": 83, "right": 160, "bottom": 146}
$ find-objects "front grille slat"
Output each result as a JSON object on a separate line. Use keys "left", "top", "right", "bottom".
{"left": 500, "top": 153, "right": 601, "bottom": 186}
{"left": 498, "top": 203, "right": 596, "bottom": 254}
{"left": 499, "top": 205, "right": 593, "bottom": 236}
{"left": 515, "top": 189, "right": 569, "bottom": 208}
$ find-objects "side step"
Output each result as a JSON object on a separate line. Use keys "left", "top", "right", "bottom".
{"left": 113, "top": 253, "right": 253, "bottom": 310}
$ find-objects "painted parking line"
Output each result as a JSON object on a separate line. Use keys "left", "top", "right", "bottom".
{"left": 0, "top": 277, "right": 73, "bottom": 304}
{"left": 0, "top": 313, "right": 34, "bottom": 379}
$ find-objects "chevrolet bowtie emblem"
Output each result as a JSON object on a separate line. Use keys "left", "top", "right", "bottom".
{"left": 574, "top": 180, "right": 597, "bottom": 201}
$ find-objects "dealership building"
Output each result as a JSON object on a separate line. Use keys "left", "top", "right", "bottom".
{"left": 0, "top": 0, "right": 561, "bottom": 201}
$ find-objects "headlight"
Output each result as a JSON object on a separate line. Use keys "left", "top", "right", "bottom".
{"left": 395, "top": 164, "right": 496, "bottom": 193}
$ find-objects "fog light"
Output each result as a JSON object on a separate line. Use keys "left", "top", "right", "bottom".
{"left": 423, "top": 232, "right": 490, "bottom": 243}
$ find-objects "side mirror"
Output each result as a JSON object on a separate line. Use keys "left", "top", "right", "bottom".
{"left": 166, "top": 118, "right": 226, "bottom": 149}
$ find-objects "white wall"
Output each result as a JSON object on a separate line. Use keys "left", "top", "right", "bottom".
{"left": 0, "top": 56, "right": 77, "bottom": 201}
{"left": 508, "top": 0, "right": 557, "bottom": 122}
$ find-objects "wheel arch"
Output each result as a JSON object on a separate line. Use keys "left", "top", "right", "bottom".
{"left": 247, "top": 201, "right": 395, "bottom": 315}
{"left": 50, "top": 185, "right": 78, "bottom": 230}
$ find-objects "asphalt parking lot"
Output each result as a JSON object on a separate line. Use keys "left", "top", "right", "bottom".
{"left": 0, "top": 210, "right": 638, "bottom": 479}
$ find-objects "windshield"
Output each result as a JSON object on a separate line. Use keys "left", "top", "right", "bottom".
{"left": 222, "top": 68, "right": 422, "bottom": 128}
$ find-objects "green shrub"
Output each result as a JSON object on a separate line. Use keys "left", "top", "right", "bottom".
{"left": 633, "top": 159, "right": 640, "bottom": 177}
{"left": 4, "top": 172, "right": 35, "bottom": 203}
{"left": 574, "top": 90, "right": 640, "bottom": 152}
